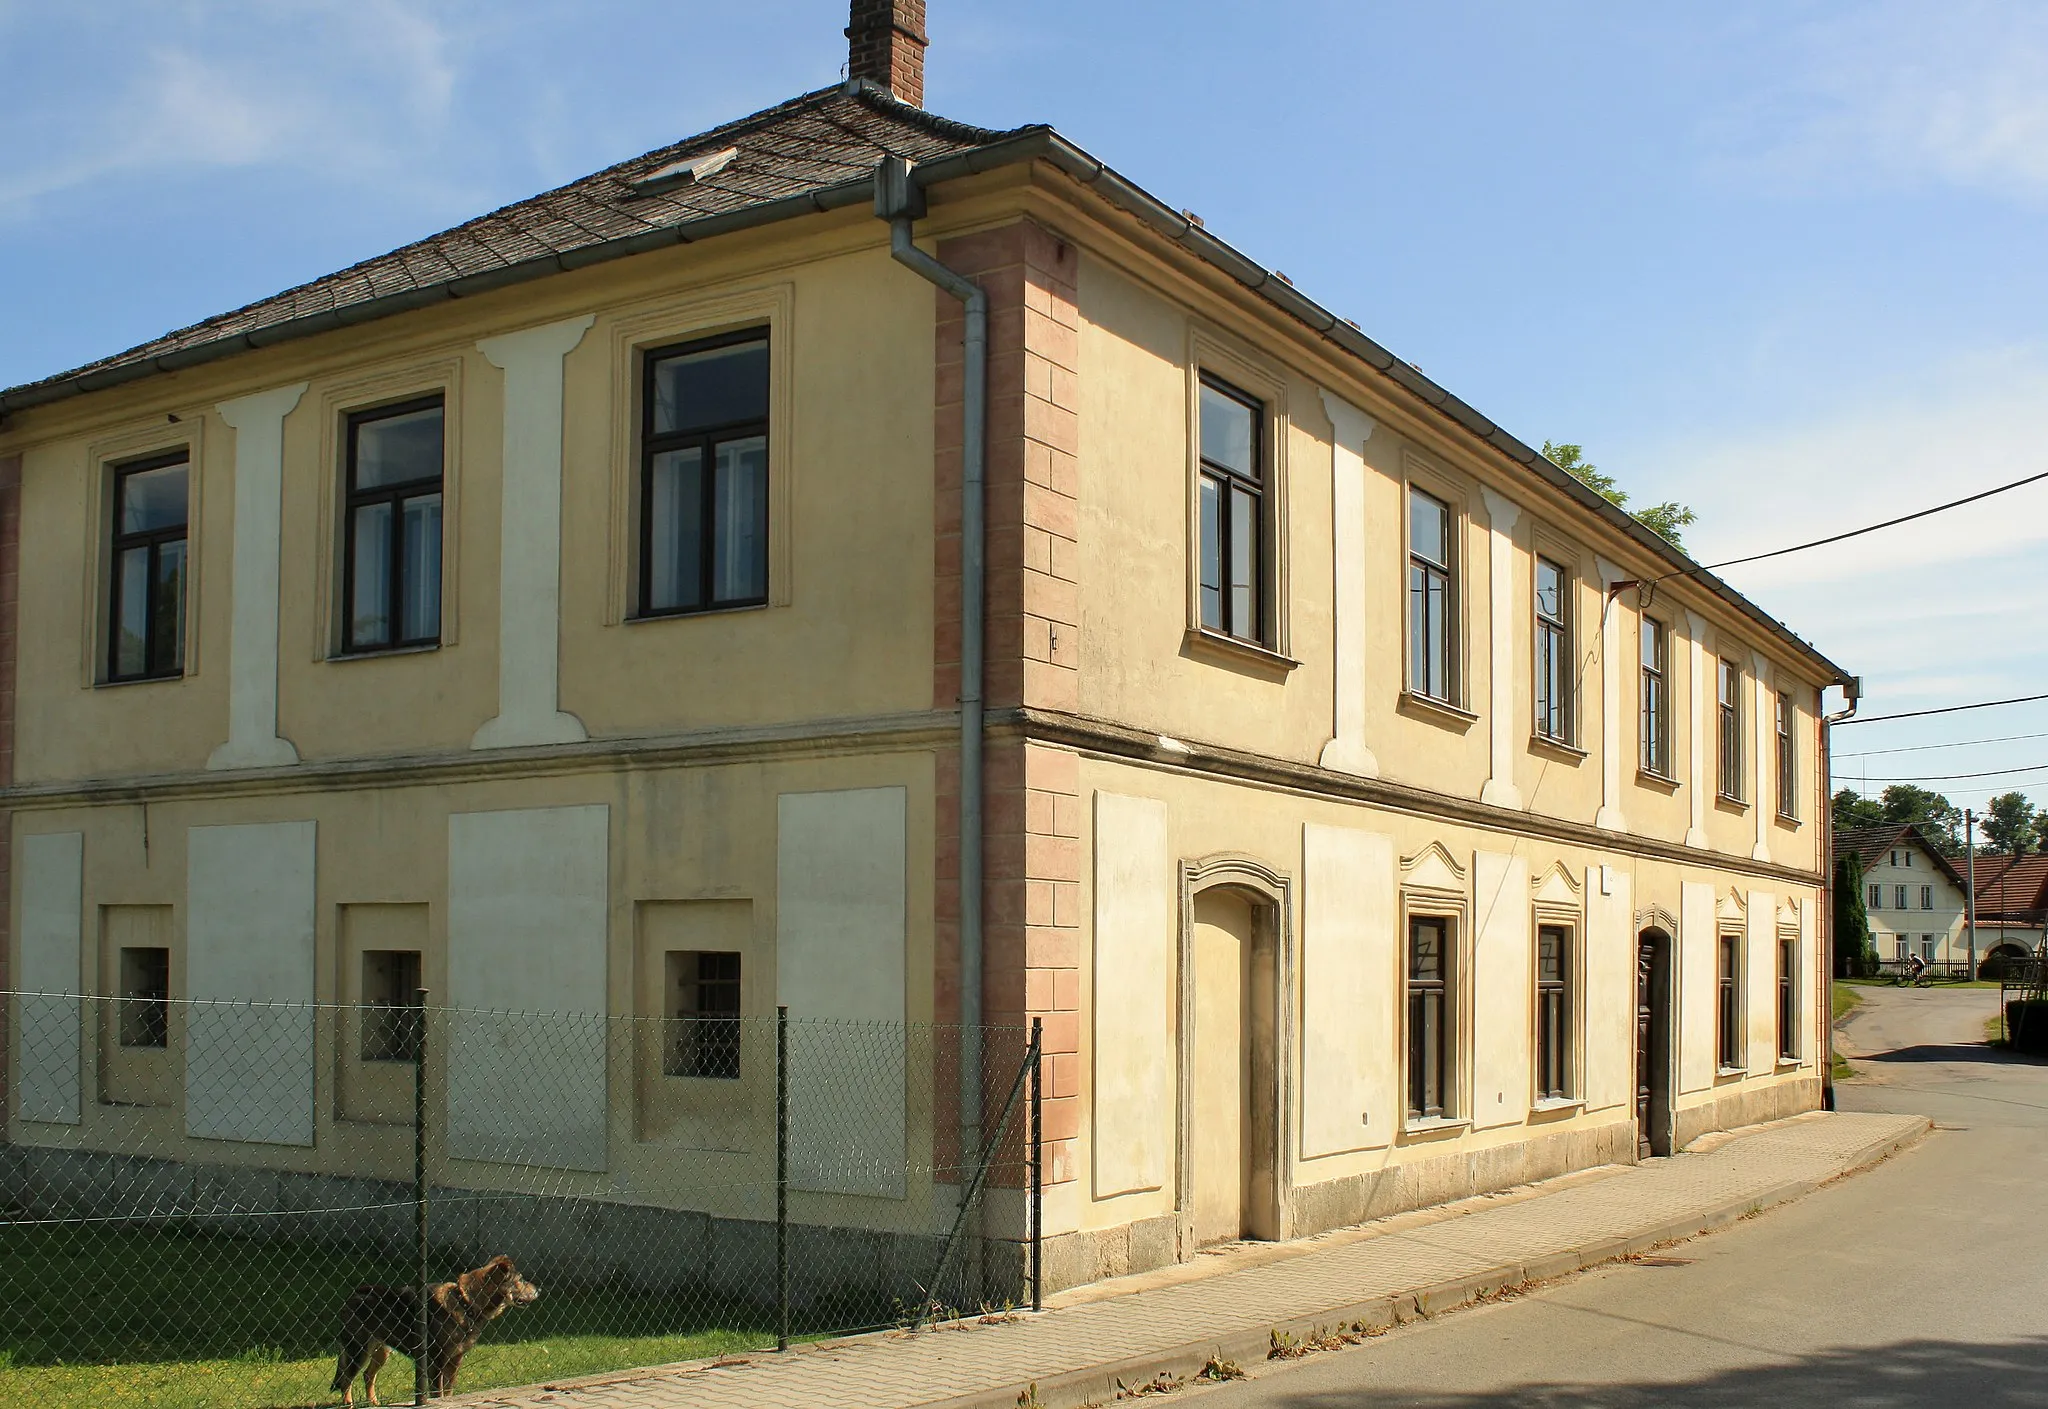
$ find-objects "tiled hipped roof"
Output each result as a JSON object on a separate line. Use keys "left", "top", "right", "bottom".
{"left": 0, "top": 84, "right": 1027, "bottom": 408}
{"left": 1834, "top": 824, "right": 1968, "bottom": 888}
{"left": 1970, "top": 854, "right": 2048, "bottom": 922}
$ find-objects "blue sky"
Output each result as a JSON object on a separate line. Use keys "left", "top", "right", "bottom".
{"left": 3, "top": 0, "right": 2044, "bottom": 814}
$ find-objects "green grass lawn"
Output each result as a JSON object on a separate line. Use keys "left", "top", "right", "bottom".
{"left": 0, "top": 1225, "right": 778, "bottom": 1409}
{"left": 1831, "top": 981, "right": 1863, "bottom": 1022}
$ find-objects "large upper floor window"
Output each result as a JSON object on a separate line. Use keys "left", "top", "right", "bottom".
{"left": 1534, "top": 557, "right": 1570, "bottom": 742}
{"left": 107, "top": 451, "right": 189, "bottom": 682}
{"left": 1922, "top": 885, "right": 1933, "bottom": 910}
{"left": 1717, "top": 657, "right": 1744, "bottom": 800}
{"left": 344, "top": 397, "right": 444, "bottom": 652}
{"left": 1196, "top": 375, "right": 1265, "bottom": 643}
{"left": 640, "top": 329, "right": 769, "bottom": 616}
{"left": 1774, "top": 690, "right": 1797, "bottom": 819}
{"left": 1868, "top": 882, "right": 1882, "bottom": 910}
{"left": 1407, "top": 487, "right": 1456, "bottom": 702}
{"left": 1640, "top": 616, "right": 1670, "bottom": 777}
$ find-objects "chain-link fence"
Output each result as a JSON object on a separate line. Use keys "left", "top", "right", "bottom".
{"left": 2, "top": 992, "right": 1042, "bottom": 1408}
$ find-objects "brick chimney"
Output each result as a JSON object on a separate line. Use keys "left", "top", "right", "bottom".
{"left": 847, "top": 0, "right": 927, "bottom": 107}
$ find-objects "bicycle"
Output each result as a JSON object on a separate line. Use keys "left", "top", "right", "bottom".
{"left": 1890, "top": 966, "right": 1933, "bottom": 988}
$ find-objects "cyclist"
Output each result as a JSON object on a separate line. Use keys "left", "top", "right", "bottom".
{"left": 1905, "top": 952, "right": 1928, "bottom": 986}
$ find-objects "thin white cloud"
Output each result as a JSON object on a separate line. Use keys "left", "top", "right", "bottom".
{"left": 0, "top": 1, "right": 459, "bottom": 218}
{"left": 1711, "top": 0, "right": 2048, "bottom": 198}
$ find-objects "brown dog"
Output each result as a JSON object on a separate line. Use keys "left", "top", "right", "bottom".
{"left": 330, "top": 1254, "right": 540, "bottom": 1404}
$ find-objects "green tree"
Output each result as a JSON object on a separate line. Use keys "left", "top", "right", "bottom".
{"left": 1833, "top": 788, "right": 1886, "bottom": 833}
{"left": 1542, "top": 441, "right": 1699, "bottom": 552}
{"left": 1833, "top": 848, "right": 1876, "bottom": 978}
{"left": 1983, "top": 791, "right": 2037, "bottom": 854}
{"left": 1878, "top": 784, "right": 1962, "bottom": 854}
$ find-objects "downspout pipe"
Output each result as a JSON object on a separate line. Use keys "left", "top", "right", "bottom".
{"left": 1820, "top": 674, "right": 1861, "bottom": 1110}
{"left": 876, "top": 158, "right": 988, "bottom": 1185}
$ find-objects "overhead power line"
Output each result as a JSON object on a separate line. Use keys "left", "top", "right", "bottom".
{"left": 1834, "top": 730, "right": 2048, "bottom": 760}
{"left": 1836, "top": 692, "right": 2048, "bottom": 727}
{"left": 1835, "top": 762, "right": 2048, "bottom": 784}
{"left": 1688, "top": 467, "right": 2048, "bottom": 577}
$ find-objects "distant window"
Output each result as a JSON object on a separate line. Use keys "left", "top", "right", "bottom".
{"left": 117, "top": 947, "right": 170, "bottom": 1048}
{"left": 1922, "top": 885, "right": 1933, "bottom": 910}
{"left": 665, "top": 951, "right": 742, "bottom": 1079}
{"left": 344, "top": 397, "right": 444, "bottom": 652}
{"left": 1534, "top": 558, "right": 1570, "bottom": 742}
{"left": 360, "top": 950, "right": 423, "bottom": 1063}
{"left": 1197, "top": 375, "right": 1266, "bottom": 644}
{"left": 1896, "top": 885, "right": 1910, "bottom": 911}
{"left": 1890, "top": 851, "right": 1898, "bottom": 867}
{"left": 1776, "top": 936, "right": 1798, "bottom": 1061}
{"left": 1535, "top": 925, "right": 1571, "bottom": 1101}
{"left": 1774, "top": 691, "right": 1796, "bottom": 819}
{"left": 1717, "top": 935, "right": 1741, "bottom": 1070}
{"left": 1408, "top": 488, "right": 1456, "bottom": 703}
{"left": 107, "top": 452, "right": 190, "bottom": 682}
{"left": 1717, "top": 659, "right": 1744, "bottom": 800}
{"left": 1640, "top": 617, "right": 1670, "bottom": 776}
{"left": 1921, "top": 935, "right": 1935, "bottom": 963}
{"left": 640, "top": 330, "right": 770, "bottom": 616}
{"left": 1868, "top": 883, "right": 1882, "bottom": 910}
{"left": 1407, "top": 916, "right": 1454, "bottom": 1118}
{"left": 1896, "top": 934, "right": 1910, "bottom": 960}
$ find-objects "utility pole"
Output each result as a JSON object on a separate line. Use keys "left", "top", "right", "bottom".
{"left": 1966, "top": 809, "right": 1979, "bottom": 981}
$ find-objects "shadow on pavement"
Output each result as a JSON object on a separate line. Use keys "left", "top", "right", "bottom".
{"left": 1862, "top": 1043, "right": 2048, "bottom": 1067}
{"left": 1253, "top": 1333, "right": 2048, "bottom": 1407}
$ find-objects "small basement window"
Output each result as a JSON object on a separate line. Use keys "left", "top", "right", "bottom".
{"left": 118, "top": 947, "right": 170, "bottom": 1048}
{"left": 666, "top": 951, "right": 741, "bottom": 1079}
{"left": 360, "top": 950, "right": 423, "bottom": 1062}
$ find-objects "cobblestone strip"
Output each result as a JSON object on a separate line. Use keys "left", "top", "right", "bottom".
{"left": 456, "top": 1112, "right": 1926, "bottom": 1409}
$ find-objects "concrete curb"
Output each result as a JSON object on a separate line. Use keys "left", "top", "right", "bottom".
{"left": 924, "top": 1114, "right": 1932, "bottom": 1409}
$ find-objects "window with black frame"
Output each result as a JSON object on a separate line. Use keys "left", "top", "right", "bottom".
{"left": 1640, "top": 617, "right": 1669, "bottom": 776}
{"left": 1776, "top": 936, "right": 1797, "bottom": 1061}
{"left": 1408, "top": 488, "right": 1455, "bottom": 702}
{"left": 1536, "top": 924, "right": 1571, "bottom": 1100}
{"left": 1775, "top": 690, "right": 1796, "bottom": 818}
{"left": 1717, "top": 934, "right": 1741, "bottom": 1070}
{"left": 1717, "top": 657, "right": 1744, "bottom": 799}
{"left": 640, "top": 330, "right": 769, "bottom": 616}
{"left": 1534, "top": 557, "right": 1570, "bottom": 741}
{"left": 666, "top": 950, "right": 741, "bottom": 1079}
{"left": 117, "top": 946, "right": 170, "bottom": 1048}
{"left": 107, "top": 451, "right": 189, "bottom": 682}
{"left": 343, "top": 397, "right": 444, "bottom": 652}
{"left": 1196, "top": 375, "right": 1264, "bottom": 643}
{"left": 1407, "top": 915, "right": 1453, "bottom": 1119}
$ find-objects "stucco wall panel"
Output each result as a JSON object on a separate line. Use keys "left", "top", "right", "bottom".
{"left": 185, "top": 821, "right": 317, "bottom": 1145}
{"left": 1746, "top": 889, "right": 1777, "bottom": 1073}
{"left": 1583, "top": 866, "right": 1633, "bottom": 1112}
{"left": 16, "top": 830, "right": 83, "bottom": 1123}
{"left": 776, "top": 786, "right": 908, "bottom": 1199}
{"left": 1300, "top": 822, "right": 1394, "bottom": 1157}
{"left": 1679, "top": 880, "right": 1718, "bottom": 1092}
{"left": 1089, "top": 791, "right": 1174, "bottom": 1198}
{"left": 1472, "top": 850, "right": 1530, "bottom": 1128}
{"left": 447, "top": 804, "right": 609, "bottom": 1171}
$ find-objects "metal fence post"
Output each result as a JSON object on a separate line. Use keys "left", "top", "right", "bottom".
{"left": 1029, "top": 1017, "right": 1043, "bottom": 1313}
{"left": 776, "top": 1003, "right": 790, "bottom": 1352}
{"left": 414, "top": 989, "right": 431, "bottom": 1404}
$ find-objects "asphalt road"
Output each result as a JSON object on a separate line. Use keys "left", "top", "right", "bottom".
{"left": 1182, "top": 982, "right": 2048, "bottom": 1407}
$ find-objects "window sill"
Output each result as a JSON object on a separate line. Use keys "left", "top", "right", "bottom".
{"left": 1398, "top": 691, "right": 1478, "bottom": 733}
{"left": 629, "top": 600, "right": 771, "bottom": 625}
{"left": 1635, "top": 769, "right": 1681, "bottom": 794}
{"left": 1715, "top": 1065, "right": 1747, "bottom": 1081}
{"left": 1774, "top": 810, "right": 1802, "bottom": 830}
{"left": 1182, "top": 628, "right": 1299, "bottom": 679}
{"left": 1529, "top": 733, "right": 1587, "bottom": 765}
{"left": 1400, "top": 1114, "right": 1471, "bottom": 1140}
{"left": 1529, "top": 1096, "right": 1583, "bottom": 1118}
{"left": 328, "top": 642, "right": 442, "bottom": 662}
{"left": 94, "top": 671, "right": 186, "bottom": 690}
{"left": 1775, "top": 1057, "right": 1803, "bottom": 1071}
{"left": 1714, "top": 793, "right": 1750, "bottom": 815}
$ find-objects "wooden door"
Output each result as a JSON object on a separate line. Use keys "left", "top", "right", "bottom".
{"left": 1191, "top": 890, "right": 1253, "bottom": 1246}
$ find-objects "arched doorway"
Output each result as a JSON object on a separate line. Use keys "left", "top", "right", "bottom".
{"left": 1178, "top": 858, "right": 1291, "bottom": 1251}
{"left": 1634, "top": 929, "right": 1675, "bottom": 1158}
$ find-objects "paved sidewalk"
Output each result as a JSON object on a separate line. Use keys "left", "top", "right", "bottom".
{"left": 462, "top": 1111, "right": 1925, "bottom": 1409}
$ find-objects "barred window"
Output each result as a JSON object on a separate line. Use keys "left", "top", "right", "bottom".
{"left": 666, "top": 951, "right": 742, "bottom": 1079}
{"left": 117, "top": 947, "right": 170, "bottom": 1049}
{"left": 1407, "top": 916, "right": 1454, "bottom": 1119}
{"left": 1536, "top": 925, "right": 1571, "bottom": 1100}
{"left": 360, "top": 950, "right": 423, "bottom": 1063}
